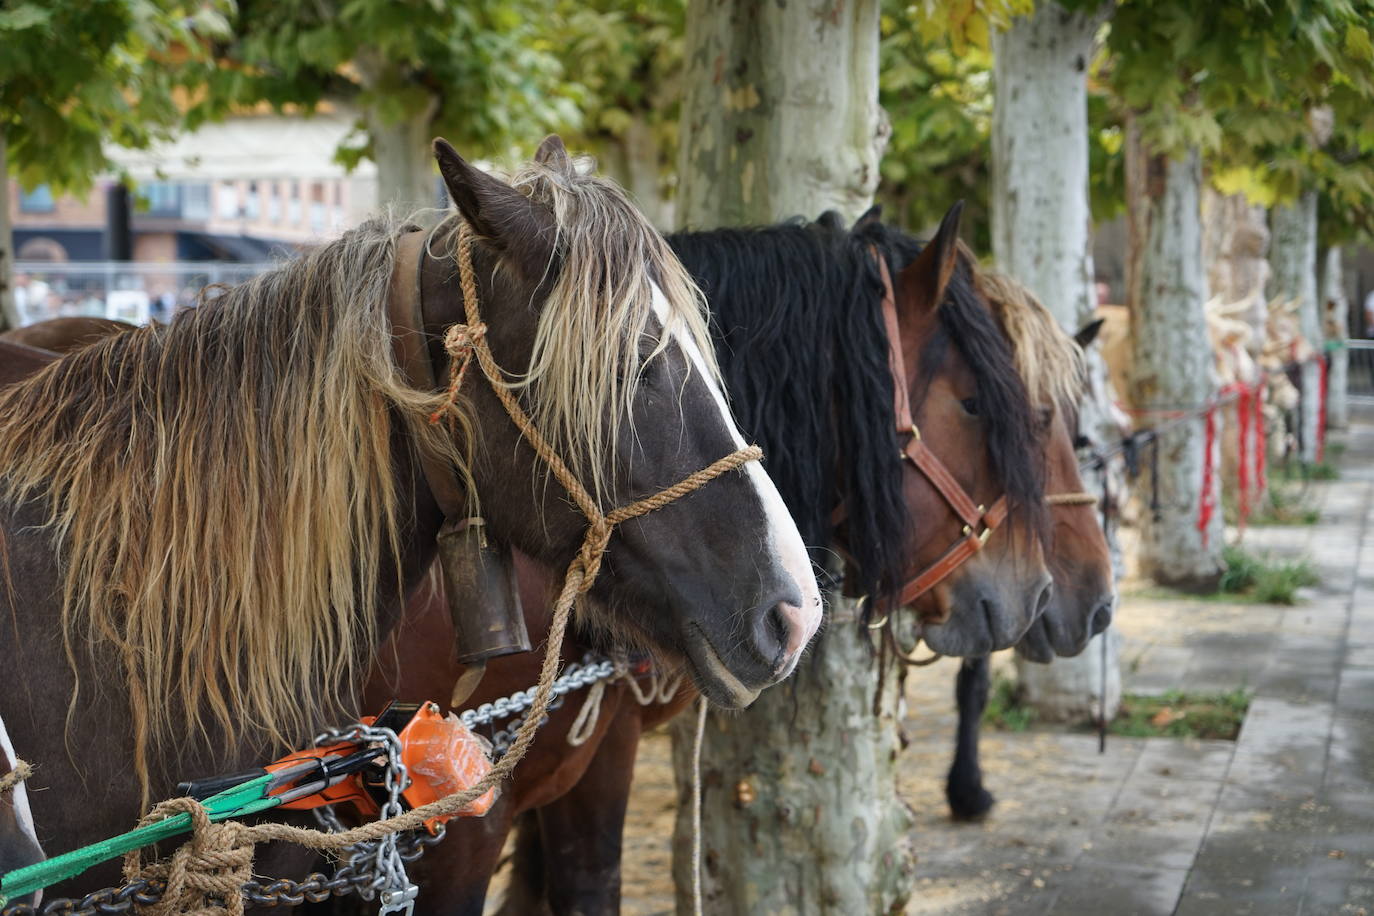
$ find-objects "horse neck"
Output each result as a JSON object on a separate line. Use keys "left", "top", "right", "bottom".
{"left": 380, "top": 418, "right": 446, "bottom": 639}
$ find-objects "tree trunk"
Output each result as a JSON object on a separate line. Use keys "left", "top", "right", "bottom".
{"left": 355, "top": 48, "right": 439, "bottom": 218}
{"left": 1200, "top": 189, "right": 1270, "bottom": 512}
{"left": 670, "top": 599, "right": 915, "bottom": 914}
{"left": 1322, "top": 245, "right": 1349, "bottom": 429}
{"left": 990, "top": 0, "right": 1120, "bottom": 720}
{"left": 675, "top": 0, "right": 888, "bottom": 228}
{"left": 602, "top": 117, "right": 672, "bottom": 230}
{"left": 0, "top": 128, "right": 17, "bottom": 331}
{"left": 1268, "top": 192, "right": 1321, "bottom": 463}
{"left": 671, "top": 3, "right": 910, "bottom": 913}
{"left": 1125, "top": 123, "right": 1224, "bottom": 589}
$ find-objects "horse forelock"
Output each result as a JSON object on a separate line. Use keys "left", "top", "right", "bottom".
{"left": 0, "top": 217, "right": 462, "bottom": 789}
{"left": 972, "top": 269, "right": 1086, "bottom": 417}
{"left": 467, "top": 155, "right": 719, "bottom": 505}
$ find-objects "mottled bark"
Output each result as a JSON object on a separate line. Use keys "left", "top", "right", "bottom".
{"left": 355, "top": 48, "right": 439, "bottom": 218}
{"left": 675, "top": 0, "right": 888, "bottom": 228}
{"left": 602, "top": 117, "right": 673, "bottom": 229}
{"left": 1323, "top": 246, "right": 1349, "bottom": 429}
{"left": 0, "top": 128, "right": 17, "bottom": 331}
{"left": 990, "top": 0, "right": 1120, "bottom": 719}
{"left": 1268, "top": 192, "right": 1321, "bottom": 463}
{"left": 1200, "top": 189, "right": 1270, "bottom": 513}
{"left": 671, "top": 2, "right": 909, "bottom": 912}
{"left": 1125, "top": 124, "right": 1224, "bottom": 589}
{"left": 670, "top": 599, "right": 915, "bottom": 914}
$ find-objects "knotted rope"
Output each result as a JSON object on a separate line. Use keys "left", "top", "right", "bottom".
{"left": 123, "top": 799, "right": 253, "bottom": 916}
{"left": 0, "top": 760, "right": 32, "bottom": 795}
{"left": 118, "top": 220, "right": 762, "bottom": 910}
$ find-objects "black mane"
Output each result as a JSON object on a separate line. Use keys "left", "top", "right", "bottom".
{"left": 670, "top": 220, "right": 906, "bottom": 606}
{"left": 668, "top": 217, "right": 1046, "bottom": 610}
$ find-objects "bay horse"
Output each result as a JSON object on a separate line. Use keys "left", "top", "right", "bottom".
{"left": 0, "top": 316, "right": 135, "bottom": 354}
{"left": 323, "top": 205, "right": 1104, "bottom": 914}
{"left": 0, "top": 137, "right": 820, "bottom": 907}
{"left": 944, "top": 309, "right": 1116, "bottom": 821}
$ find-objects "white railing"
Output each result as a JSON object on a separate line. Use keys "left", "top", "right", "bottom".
{"left": 1349, "top": 339, "right": 1374, "bottom": 404}
{"left": 12, "top": 260, "right": 273, "bottom": 326}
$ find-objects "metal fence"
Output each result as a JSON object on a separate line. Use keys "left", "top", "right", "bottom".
{"left": 12, "top": 260, "right": 272, "bottom": 326}
{"left": 1350, "top": 339, "right": 1374, "bottom": 404}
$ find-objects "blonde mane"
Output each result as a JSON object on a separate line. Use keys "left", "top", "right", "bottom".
{"left": 0, "top": 153, "right": 717, "bottom": 791}
{"left": 974, "top": 270, "right": 1086, "bottom": 414}
{"left": 451, "top": 153, "right": 719, "bottom": 503}
{"left": 0, "top": 219, "right": 458, "bottom": 783}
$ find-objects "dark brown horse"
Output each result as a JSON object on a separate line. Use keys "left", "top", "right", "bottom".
{"left": 0, "top": 138, "right": 819, "bottom": 908}
{"left": 0, "top": 316, "right": 135, "bottom": 354}
{"left": 326, "top": 207, "right": 1109, "bottom": 915}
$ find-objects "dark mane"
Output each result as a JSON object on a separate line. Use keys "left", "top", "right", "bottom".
{"left": 855, "top": 221, "right": 1049, "bottom": 540}
{"left": 669, "top": 221, "right": 908, "bottom": 606}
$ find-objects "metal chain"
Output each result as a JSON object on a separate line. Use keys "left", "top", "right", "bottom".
{"left": 308, "top": 723, "right": 418, "bottom": 914}
{"left": 0, "top": 657, "right": 623, "bottom": 916}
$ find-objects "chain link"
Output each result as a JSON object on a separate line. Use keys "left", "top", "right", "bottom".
{"left": 0, "top": 657, "right": 624, "bottom": 915}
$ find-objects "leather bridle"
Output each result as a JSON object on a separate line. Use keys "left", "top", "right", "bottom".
{"left": 870, "top": 251, "right": 1009, "bottom": 609}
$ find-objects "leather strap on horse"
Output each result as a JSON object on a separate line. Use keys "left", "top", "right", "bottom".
{"left": 117, "top": 220, "right": 760, "bottom": 913}
{"left": 872, "top": 249, "right": 1008, "bottom": 606}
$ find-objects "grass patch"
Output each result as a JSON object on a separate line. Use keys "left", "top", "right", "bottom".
{"left": 1274, "top": 460, "right": 1340, "bottom": 482}
{"left": 1239, "top": 483, "right": 1321, "bottom": 526}
{"left": 1217, "top": 545, "right": 1319, "bottom": 604}
{"left": 982, "top": 676, "right": 1036, "bottom": 732}
{"left": 1109, "top": 688, "right": 1251, "bottom": 740}
{"left": 984, "top": 678, "right": 1252, "bottom": 741}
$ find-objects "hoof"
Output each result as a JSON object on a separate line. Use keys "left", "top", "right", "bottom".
{"left": 946, "top": 783, "right": 996, "bottom": 822}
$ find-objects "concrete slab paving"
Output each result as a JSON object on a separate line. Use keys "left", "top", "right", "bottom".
{"left": 888, "top": 405, "right": 1374, "bottom": 915}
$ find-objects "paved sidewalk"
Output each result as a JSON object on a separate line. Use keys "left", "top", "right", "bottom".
{"left": 899, "top": 405, "right": 1374, "bottom": 916}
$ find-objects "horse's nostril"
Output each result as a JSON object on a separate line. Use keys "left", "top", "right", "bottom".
{"left": 1088, "top": 598, "right": 1114, "bottom": 636}
{"left": 1034, "top": 580, "right": 1054, "bottom": 618}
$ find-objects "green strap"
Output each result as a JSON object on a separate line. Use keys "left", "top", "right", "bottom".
{"left": 1, "top": 774, "right": 278, "bottom": 904}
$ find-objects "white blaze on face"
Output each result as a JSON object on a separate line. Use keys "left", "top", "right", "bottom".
{"left": 0, "top": 710, "right": 39, "bottom": 853}
{"left": 650, "top": 283, "right": 823, "bottom": 672}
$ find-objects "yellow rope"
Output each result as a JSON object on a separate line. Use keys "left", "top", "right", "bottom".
{"left": 0, "top": 760, "right": 32, "bottom": 795}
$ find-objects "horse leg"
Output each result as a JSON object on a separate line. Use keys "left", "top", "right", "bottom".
{"left": 946, "top": 655, "right": 996, "bottom": 820}
{"left": 494, "top": 811, "right": 552, "bottom": 916}
{"left": 528, "top": 713, "right": 642, "bottom": 916}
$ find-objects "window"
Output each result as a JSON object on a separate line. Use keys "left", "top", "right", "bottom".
{"left": 182, "top": 184, "right": 211, "bottom": 221}
{"left": 267, "top": 185, "right": 281, "bottom": 223}
{"left": 141, "top": 182, "right": 180, "bottom": 217}
{"left": 310, "top": 201, "right": 326, "bottom": 233}
{"left": 18, "top": 184, "right": 55, "bottom": 213}
{"left": 288, "top": 182, "right": 301, "bottom": 225}
{"left": 217, "top": 183, "right": 240, "bottom": 220}
{"left": 244, "top": 182, "right": 260, "bottom": 220}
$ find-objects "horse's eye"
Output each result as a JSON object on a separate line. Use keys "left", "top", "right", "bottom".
{"left": 960, "top": 398, "right": 980, "bottom": 417}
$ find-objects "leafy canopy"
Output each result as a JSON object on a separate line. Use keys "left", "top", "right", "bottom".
{"left": 198, "top": 0, "right": 581, "bottom": 166}
{"left": 0, "top": 0, "right": 229, "bottom": 194}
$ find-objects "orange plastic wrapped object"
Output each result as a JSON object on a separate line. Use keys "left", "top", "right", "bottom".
{"left": 395, "top": 702, "right": 497, "bottom": 833}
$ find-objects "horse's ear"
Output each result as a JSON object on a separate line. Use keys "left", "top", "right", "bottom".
{"left": 1074, "top": 317, "right": 1106, "bottom": 349}
{"left": 533, "top": 134, "right": 572, "bottom": 172}
{"left": 852, "top": 204, "right": 882, "bottom": 230}
{"left": 433, "top": 138, "right": 556, "bottom": 271}
{"left": 898, "top": 201, "right": 963, "bottom": 313}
